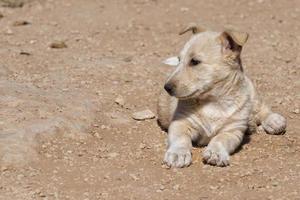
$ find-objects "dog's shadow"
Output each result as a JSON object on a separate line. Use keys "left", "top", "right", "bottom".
{"left": 234, "top": 133, "right": 251, "bottom": 154}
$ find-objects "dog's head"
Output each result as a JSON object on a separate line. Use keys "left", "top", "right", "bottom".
{"left": 164, "top": 23, "right": 249, "bottom": 100}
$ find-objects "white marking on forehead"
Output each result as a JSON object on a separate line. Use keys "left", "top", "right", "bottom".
{"left": 180, "top": 35, "right": 200, "bottom": 57}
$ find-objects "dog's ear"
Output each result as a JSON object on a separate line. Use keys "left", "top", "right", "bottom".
{"left": 220, "top": 30, "right": 249, "bottom": 52}
{"left": 179, "top": 23, "right": 205, "bottom": 35}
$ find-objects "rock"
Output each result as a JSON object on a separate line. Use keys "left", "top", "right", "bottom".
{"left": 272, "top": 181, "right": 279, "bottom": 187}
{"left": 0, "top": 12, "right": 3, "bottom": 18}
{"left": 20, "top": 51, "right": 31, "bottom": 56}
{"left": 5, "top": 28, "right": 13, "bottom": 35}
{"left": 161, "top": 163, "right": 171, "bottom": 169}
{"left": 123, "top": 56, "right": 133, "bottom": 62}
{"left": 1, "top": 166, "right": 8, "bottom": 172}
{"left": 49, "top": 41, "right": 67, "bottom": 49}
{"left": 39, "top": 193, "right": 46, "bottom": 198}
{"left": 115, "top": 95, "right": 125, "bottom": 107}
{"left": 173, "top": 184, "right": 180, "bottom": 190}
{"left": 209, "top": 186, "right": 219, "bottom": 190}
{"left": 101, "top": 125, "right": 106, "bottom": 129}
{"left": 1, "top": 0, "right": 25, "bottom": 8}
{"left": 107, "top": 152, "right": 119, "bottom": 158}
{"left": 159, "top": 185, "right": 165, "bottom": 191}
{"left": 93, "top": 132, "right": 103, "bottom": 139}
{"left": 129, "top": 173, "right": 139, "bottom": 181}
{"left": 180, "top": 7, "right": 189, "bottom": 12}
{"left": 132, "top": 109, "right": 155, "bottom": 120}
{"left": 13, "top": 20, "right": 30, "bottom": 26}
{"left": 292, "top": 108, "right": 299, "bottom": 114}
{"left": 139, "top": 143, "right": 146, "bottom": 149}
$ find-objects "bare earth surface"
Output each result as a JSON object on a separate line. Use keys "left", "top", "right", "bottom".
{"left": 0, "top": 0, "right": 300, "bottom": 199}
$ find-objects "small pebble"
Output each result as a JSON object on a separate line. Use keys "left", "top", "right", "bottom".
{"left": 107, "top": 152, "right": 119, "bottom": 158}
{"left": 115, "top": 95, "right": 125, "bottom": 107}
{"left": 272, "top": 181, "right": 279, "bottom": 187}
{"left": 5, "top": 29, "right": 13, "bottom": 35}
{"left": 132, "top": 109, "right": 155, "bottom": 120}
{"left": 1, "top": 166, "right": 8, "bottom": 172}
{"left": 50, "top": 41, "right": 67, "bottom": 49}
{"left": 123, "top": 56, "right": 133, "bottom": 62}
{"left": 1, "top": 1, "right": 24, "bottom": 8}
{"left": 20, "top": 51, "right": 31, "bottom": 56}
{"left": 173, "top": 184, "right": 180, "bottom": 190}
{"left": 13, "top": 20, "right": 30, "bottom": 26}
{"left": 129, "top": 173, "right": 139, "bottom": 181}
{"left": 292, "top": 108, "right": 299, "bottom": 114}
{"left": 139, "top": 143, "right": 146, "bottom": 149}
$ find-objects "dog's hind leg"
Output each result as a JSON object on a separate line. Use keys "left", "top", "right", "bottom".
{"left": 246, "top": 76, "right": 286, "bottom": 135}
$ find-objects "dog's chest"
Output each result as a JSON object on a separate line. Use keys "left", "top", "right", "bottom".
{"left": 186, "top": 101, "right": 240, "bottom": 137}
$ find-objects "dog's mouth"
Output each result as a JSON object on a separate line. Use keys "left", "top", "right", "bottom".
{"left": 177, "top": 89, "right": 200, "bottom": 100}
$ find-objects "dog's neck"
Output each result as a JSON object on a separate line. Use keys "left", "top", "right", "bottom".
{"left": 184, "top": 68, "right": 246, "bottom": 106}
{"left": 215, "top": 69, "right": 245, "bottom": 98}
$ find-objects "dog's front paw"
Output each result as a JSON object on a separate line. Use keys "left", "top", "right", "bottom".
{"left": 262, "top": 113, "right": 286, "bottom": 135}
{"left": 203, "top": 143, "right": 229, "bottom": 167}
{"left": 163, "top": 146, "right": 192, "bottom": 168}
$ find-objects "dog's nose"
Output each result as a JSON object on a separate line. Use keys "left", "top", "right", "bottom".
{"left": 164, "top": 83, "right": 175, "bottom": 95}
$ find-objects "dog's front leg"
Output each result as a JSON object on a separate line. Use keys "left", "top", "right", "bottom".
{"left": 163, "top": 120, "right": 194, "bottom": 168}
{"left": 203, "top": 130, "right": 244, "bottom": 167}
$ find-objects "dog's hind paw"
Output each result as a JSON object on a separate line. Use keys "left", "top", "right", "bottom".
{"left": 262, "top": 113, "right": 287, "bottom": 135}
{"left": 203, "top": 143, "right": 230, "bottom": 167}
{"left": 163, "top": 147, "right": 192, "bottom": 168}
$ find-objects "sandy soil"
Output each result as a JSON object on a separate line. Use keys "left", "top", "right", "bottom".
{"left": 0, "top": 0, "right": 300, "bottom": 199}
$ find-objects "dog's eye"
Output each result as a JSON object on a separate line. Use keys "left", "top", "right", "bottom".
{"left": 190, "top": 58, "right": 201, "bottom": 66}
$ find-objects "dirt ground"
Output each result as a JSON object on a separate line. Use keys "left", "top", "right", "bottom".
{"left": 0, "top": 0, "right": 300, "bottom": 199}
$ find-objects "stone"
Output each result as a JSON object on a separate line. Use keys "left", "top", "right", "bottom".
{"left": 132, "top": 109, "right": 155, "bottom": 120}
{"left": 49, "top": 41, "right": 67, "bottom": 49}
{"left": 173, "top": 184, "right": 180, "bottom": 190}
{"left": 1, "top": 0, "right": 25, "bottom": 8}
{"left": 115, "top": 95, "right": 125, "bottom": 107}
{"left": 20, "top": 51, "right": 31, "bottom": 56}
{"left": 13, "top": 20, "right": 30, "bottom": 26}
{"left": 129, "top": 173, "right": 139, "bottom": 181}
{"left": 292, "top": 108, "right": 299, "bottom": 114}
{"left": 107, "top": 152, "right": 119, "bottom": 158}
{"left": 139, "top": 143, "right": 146, "bottom": 149}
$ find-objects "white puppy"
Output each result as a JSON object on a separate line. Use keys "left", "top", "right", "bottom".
{"left": 157, "top": 24, "right": 287, "bottom": 167}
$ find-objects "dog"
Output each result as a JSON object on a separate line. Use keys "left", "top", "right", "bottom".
{"left": 157, "top": 24, "right": 287, "bottom": 167}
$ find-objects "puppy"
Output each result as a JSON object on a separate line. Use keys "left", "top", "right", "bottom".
{"left": 157, "top": 24, "right": 287, "bottom": 167}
